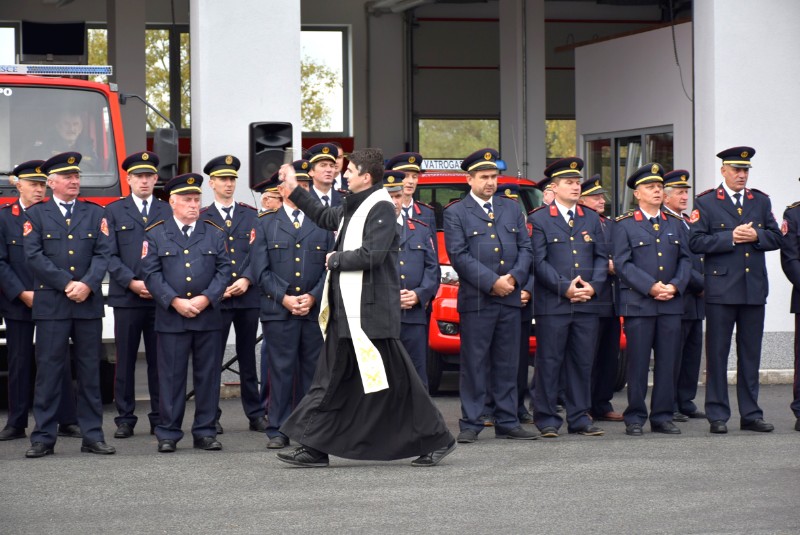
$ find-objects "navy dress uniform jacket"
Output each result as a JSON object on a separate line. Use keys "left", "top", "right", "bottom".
{"left": 250, "top": 208, "right": 334, "bottom": 321}
{"left": 528, "top": 203, "right": 608, "bottom": 316}
{"left": 781, "top": 201, "right": 800, "bottom": 313}
{"left": 141, "top": 218, "right": 231, "bottom": 332}
{"left": 23, "top": 198, "right": 109, "bottom": 319}
{"left": 688, "top": 186, "right": 782, "bottom": 304}
{"left": 201, "top": 203, "right": 260, "bottom": 309}
{"left": 677, "top": 213, "right": 705, "bottom": 320}
{"left": 399, "top": 218, "right": 439, "bottom": 325}
{"left": 613, "top": 209, "right": 691, "bottom": 316}
{"left": 0, "top": 201, "right": 35, "bottom": 320}
{"left": 310, "top": 187, "right": 343, "bottom": 208}
{"left": 443, "top": 195, "right": 532, "bottom": 311}
{"left": 105, "top": 196, "right": 172, "bottom": 307}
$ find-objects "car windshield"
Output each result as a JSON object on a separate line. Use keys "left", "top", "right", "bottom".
{"left": 0, "top": 85, "right": 117, "bottom": 188}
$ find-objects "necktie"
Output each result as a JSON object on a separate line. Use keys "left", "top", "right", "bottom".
{"left": 182, "top": 224, "right": 191, "bottom": 239}
{"left": 733, "top": 192, "right": 742, "bottom": 215}
{"left": 650, "top": 216, "right": 660, "bottom": 231}
{"left": 403, "top": 206, "right": 411, "bottom": 222}
{"left": 60, "top": 202, "right": 73, "bottom": 223}
{"left": 292, "top": 209, "right": 301, "bottom": 229}
{"left": 141, "top": 199, "right": 148, "bottom": 222}
{"left": 222, "top": 206, "right": 233, "bottom": 227}
{"left": 567, "top": 209, "right": 574, "bottom": 228}
{"left": 483, "top": 202, "right": 494, "bottom": 219}
{"left": 322, "top": 195, "right": 330, "bottom": 207}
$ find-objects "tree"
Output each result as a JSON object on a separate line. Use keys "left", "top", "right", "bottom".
{"left": 418, "top": 119, "right": 500, "bottom": 158}
{"left": 545, "top": 119, "right": 577, "bottom": 159}
{"left": 301, "top": 56, "right": 340, "bottom": 132}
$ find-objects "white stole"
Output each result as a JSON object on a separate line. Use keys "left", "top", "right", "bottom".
{"left": 318, "top": 188, "right": 390, "bottom": 393}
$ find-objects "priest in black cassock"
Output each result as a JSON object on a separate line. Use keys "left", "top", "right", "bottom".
{"left": 275, "top": 148, "right": 455, "bottom": 468}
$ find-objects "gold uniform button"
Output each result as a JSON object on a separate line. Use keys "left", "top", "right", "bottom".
{"left": 295, "top": 257, "right": 301, "bottom": 262}
{"left": 639, "top": 242, "right": 644, "bottom": 245}
{"left": 46, "top": 234, "right": 51, "bottom": 238}
{"left": 39, "top": 284, "right": 44, "bottom": 289}
{"left": 500, "top": 260, "right": 505, "bottom": 265}
{"left": 67, "top": 235, "right": 73, "bottom": 239}
{"left": 746, "top": 268, "right": 750, "bottom": 273}
{"left": 659, "top": 266, "right": 664, "bottom": 271}
{"left": 11, "top": 240, "right": 15, "bottom": 244}
{"left": 69, "top": 250, "right": 74, "bottom": 255}
{"left": 295, "top": 272, "right": 301, "bottom": 277}
{"left": 658, "top": 252, "right": 662, "bottom": 257}
{"left": 69, "top": 266, "right": 75, "bottom": 272}
{"left": 488, "top": 222, "right": 493, "bottom": 227}
{"left": 184, "top": 250, "right": 189, "bottom": 254}
{"left": 186, "top": 276, "right": 192, "bottom": 281}
{"left": 574, "top": 263, "right": 579, "bottom": 268}
{"left": 316, "top": 246, "right": 321, "bottom": 250}
{"left": 656, "top": 239, "right": 660, "bottom": 243}
{"left": 400, "top": 261, "right": 405, "bottom": 265}
{"left": 494, "top": 247, "right": 499, "bottom": 252}
{"left": 230, "top": 248, "right": 235, "bottom": 253}
{"left": 721, "top": 223, "right": 725, "bottom": 228}
{"left": 295, "top": 286, "right": 301, "bottom": 292}
{"left": 745, "top": 252, "right": 750, "bottom": 257}
{"left": 88, "top": 233, "right": 92, "bottom": 238}
{"left": 296, "top": 244, "right": 301, "bottom": 248}
{"left": 231, "top": 260, "right": 236, "bottom": 265}
{"left": 573, "top": 250, "right": 577, "bottom": 254}
{"left": 121, "top": 226, "right": 126, "bottom": 230}
{"left": 275, "top": 245, "right": 279, "bottom": 248}
{"left": 229, "top": 236, "right": 234, "bottom": 241}
{"left": 185, "top": 263, "right": 190, "bottom": 267}
{"left": 570, "top": 237, "right": 574, "bottom": 241}
{"left": 473, "top": 231, "right": 478, "bottom": 235}
{"left": 400, "top": 275, "right": 405, "bottom": 280}
{"left": 490, "top": 234, "right": 496, "bottom": 239}
{"left": 165, "top": 252, "right": 170, "bottom": 255}
{"left": 232, "top": 272, "right": 237, "bottom": 277}
{"left": 187, "top": 292, "right": 192, "bottom": 297}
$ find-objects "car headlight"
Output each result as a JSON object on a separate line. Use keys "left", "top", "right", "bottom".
{"left": 440, "top": 265, "right": 459, "bottom": 285}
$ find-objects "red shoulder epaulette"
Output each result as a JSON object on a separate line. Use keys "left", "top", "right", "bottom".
{"left": 408, "top": 217, "right": 428, "bottom": 227}
{"left": 444, "top": 198, "right": 462, "bottom": 209}
{"left": 237, "top": 201, "right": 257, "bottom": 211}
{"left": 696, "top": 188, "right": 714, "bottom": 197}
{"left": 416, "top": 200, "right": 434, "bottom": 210}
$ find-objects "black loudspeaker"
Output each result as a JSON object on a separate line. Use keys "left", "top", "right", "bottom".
{"left": 249, "top": 122, "right": 293, "bottom": 188}
{"left": 153, "top": 127, "right": 178, "bottom": 182}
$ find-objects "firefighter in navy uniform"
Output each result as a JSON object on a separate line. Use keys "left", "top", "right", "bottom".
{"left": 385, "top": 152, "right": 437, "bottom": 237}
{"left": 384, "top": 170, "right": 439, "bottom": 387}
{"left": 689, "top": 146, "right": 781, "bottom": 434}
{"left": 307, "top": 143, "right": 343, "bottom": 208}
{"left": 141, "top": 173, "right": 232, "bottom": 453}
{"left": 23, "top": 152, "right": 114, "bottom": 458}
{"left": 661, "top": 169, "right": 706, "bottom": 421}
{"left": 105, "top": 151, "right": 171, "bottom": 439}
{"left": 0, "top": 160, "right": 79, "bottom": 442}
{"left": 443, "top": 148, "right": 537, "bottom": 443}
{"left": 780, "top": 191, "right": 800, "bottom": 432}
{"left": 250, "top": 170, "right": 334, "bottom": 449}
{"left": 528, "top": 158, "right": 607, "bottom": 438}
{"left": 578, "top": 176, "right": 624, "bottom": 422}
{"left": 201, "top": 155, "right": 265, "bottom": 434}
{"left": 614, "top": 163, "right": 691, "bottom": 436}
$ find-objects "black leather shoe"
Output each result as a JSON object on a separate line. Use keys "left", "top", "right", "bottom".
{"left": 710, "top": 421, "right": 728, "bottom": 434}
{"left": 193, "top": 436, "right": 222, "bottom": 450}
{"left": 26, "top": 442, "right": 54, "bottom": 458}
{"left": 81, "top": 441, "right": 116, "bottom": 454}
{"left": 497, "top": 426, "right": 540, "bottom": 440}
{"left": 158, "top": 439, "right": 177, "bottom": 453}
{"left": 276, "top": 446, "right": 329, "bottom": 467}
{"left": 626, "top": 423, "right": 643, "bottom": 436}
{"left": 114, "top": 423, "right": 134, "bottom": 439}
{"left": 518, "top": 411, "right": 534, "bottom": 425}
{"left": 456, "top": 429, "right": 478, "bottom": 443}
{"left": 684, "top": 410, "right": 706, "bottom": 419}
{"left": 57, "top": 424, "right": 82, "bottom": 438}
{"left": 411, "top": 439, "right": 457, "bottom": 467}
{"left": 652, "top": 421, "right": 681, "bottom": 434}
{"left": 267, "top": 435, "right": 289, "bottom": 449}
{"left": 249, "top": 417, "right": 268, "bottom": 432}
{"left": 795, "top": 418, "right": 800, "bottom": 432}
{"left": 215, "top": 421, "right": 224, "bottom": 435}
{"left": 538, "top": 426, "right": 559, "bottom": 438}
{"left": 571, "top": 424, "right": 604, "bottom": 436}
{"left": 0, "top": 426, "right": 26, "bottom": 441}
{"left": 740, "top": 418, "right": 774, "bottom": 432}
{"left": 672, "top": 412, "right": 689, "bottom": 423}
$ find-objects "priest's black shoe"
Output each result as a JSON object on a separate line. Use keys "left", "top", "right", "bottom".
{"left": 114, "top": 423, "right": 134, "bottom": 439}
{"left": 193, "top": 436, "right": 222, "bottom": 450}
{"left": 411, "top": 439, "right": 457, "bottom": 467}
{"left": 57, "top": 424, "right": 82, "bottom": 438}
{"left": 276, "top": 445, "right": 329, "bottom": 467}
{"left": 0, "top": 426, "right": 26, "bottom": 441}
{"left": 81, "top": 441, "right": 116, "bottom": 454}
{"left": 672, "top": 412, "right": 689, "bottom": 423}
{"left": 249, "top": 417, "right": 268, "bottom": 432}
{"left": 267, "top": 435, "right": 289, "bottom": 449}
{"left": 158, "top": 439, "right": 177, "bottom": 453}
{"left": 26, "top": 442, "right": 54, "bottom": 458}
{"left": 626, "top": 423, "right": 643, "bottom": 436}
{"left": 651, "top": 421, "right": 681, "bottom": 434}
{"left": 497, "top": 426, "right": 539, "bottom": 440}
{"left": 215, "top": 421, "right": 224, "bottom": 435}
{"left": 456, "top": 429, "right": 478, "bottom": 443}
{"left": 740, "top": 418, "right": 774, "bottom": 432}
{"left": 709, "top": 421, "right": 728, "bottom": 434}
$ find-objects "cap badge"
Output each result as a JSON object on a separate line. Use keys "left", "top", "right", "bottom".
{"left": 595, "top": 180, "right": 600, "bottom": 187}
{"left": 409, "top": 156, "right": 416, "bottom": 164}
{"left": 681, "top": 174, "right": 686, "bottom": 181}
{"left": 225, "top": 155, "right": 233, "bottom": 165}
{"left": 67, "top": 156, "right": 76, "bottom": 164}
{"left": 505, "top": 189, "right": 511, "bottom": 196}
{"left": 484, "top": 152, "right": 492, "bottom": 160}
{"left": 322, "top": 146, "right": 330, "bottom": 154}
{"left": 741, "top": 151, "right": 748, "bottom": 158}
{"left": 388, "top": 176, "right": 395, "bottom": 183}
{"left": 35, "top": 166, "right": 41, "bottom": 173}
{"left": 301, "top": 162, "right": 308, "bottom": 170}
{"left": 651, "top": 164, "right": 659, "bottom": 174}
{"left": 142, "top": 153, "right": 149, "bottom": 160}
{"left": 187, "top": 177, "right": 195, "bottom": 185}
{"left": 570, "top": 161, "right": 578, "bottom": 169}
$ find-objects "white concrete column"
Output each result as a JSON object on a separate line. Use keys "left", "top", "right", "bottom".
{"left": 190, "top": 0, "right": 302, "bottom": 205}
{"left": 499, "top": 0, "right": 546, "bottom": 179}
{"left": 107, "top": 0, "right": 147, "bottom": 153}
{"left": 694, "top": 0, "right": 800, "bottom": 352}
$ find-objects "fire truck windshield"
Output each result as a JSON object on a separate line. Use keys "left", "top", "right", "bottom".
{"left": 0, "top": 86, "right": 118, "bottom": 187}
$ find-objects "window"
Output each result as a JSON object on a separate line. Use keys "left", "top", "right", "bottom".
{"left": 301, "top": 27, "right": 349, "bottom": 136}
{"left": 546, "top": 119, "right": 576, "bottom": 160}
{"left": 584, "top": 127, "right": 673, "bottom": 217}
{"left": 417, "top": 118, "right": 500, "bottom": 159}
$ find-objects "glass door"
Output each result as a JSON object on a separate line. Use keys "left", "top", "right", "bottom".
{"left": 617, "top": 136, "right": 642, "bottom": 215}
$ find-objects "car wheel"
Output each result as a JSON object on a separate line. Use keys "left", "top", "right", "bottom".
{"left": 426, "top": 348, "right": 444, "bottom": 395}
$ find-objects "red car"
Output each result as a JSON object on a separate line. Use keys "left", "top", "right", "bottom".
{"left": 414, "top": 169, "right": 627, "bottom": 394}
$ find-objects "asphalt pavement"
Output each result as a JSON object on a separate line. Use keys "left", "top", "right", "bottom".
{"left": 1, "top": 377, "right": 798, "bottom": 534}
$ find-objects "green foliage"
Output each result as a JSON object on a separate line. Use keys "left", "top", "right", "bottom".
{"left": 301, "top": 56, "right": 339, "bottom": 132}
{"left": 418, "top": 119, "right": 500, "bottom": 158}
{"left": 545, "top": 119, "right": 576, "bottom": 159}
